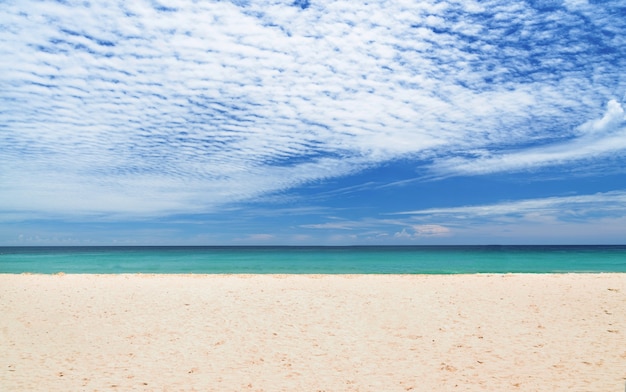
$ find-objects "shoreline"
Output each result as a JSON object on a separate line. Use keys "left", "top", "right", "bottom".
{"left": 2, "top": 273, "right": 625, "bottom": 391}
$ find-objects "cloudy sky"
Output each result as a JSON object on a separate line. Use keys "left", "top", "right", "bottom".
{"left": 1, "top": 0, "right": 625, "bottom": 245}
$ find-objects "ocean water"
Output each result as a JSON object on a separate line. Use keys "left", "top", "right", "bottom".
{"left": 1, "top": 246, "right": 626, "bottom": 274}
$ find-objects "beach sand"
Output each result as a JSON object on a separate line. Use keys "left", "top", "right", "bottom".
{"left": 1, "top": 274, "right": 626, "bottom": 391}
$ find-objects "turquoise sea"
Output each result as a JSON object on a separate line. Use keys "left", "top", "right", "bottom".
{"left": 1, "top": 246, "right": 626, "bottom": 274}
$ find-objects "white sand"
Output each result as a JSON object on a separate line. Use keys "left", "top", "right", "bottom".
{"left": 1, "top": 273, "right": 626, "bottom": 391}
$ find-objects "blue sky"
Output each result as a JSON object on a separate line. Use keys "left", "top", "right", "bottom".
{"left": 1, "top": 0, "right": 625, "bottom": 245}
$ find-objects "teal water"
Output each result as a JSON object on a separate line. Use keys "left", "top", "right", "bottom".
{"left": 1, "top": 246, "right": 626, "bottom": 274}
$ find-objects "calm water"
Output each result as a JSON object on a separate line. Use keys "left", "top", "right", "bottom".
{"left": 1, "top": 246, "right": 626, "bottom": 274}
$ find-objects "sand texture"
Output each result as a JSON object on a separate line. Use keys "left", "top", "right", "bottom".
{"left": 2, "top": 273, "right": 626, "bottom": 391}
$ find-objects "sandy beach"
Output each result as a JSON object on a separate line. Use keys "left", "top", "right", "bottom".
{"left": 1, "top": 273, "right": 625, "bottom": 391}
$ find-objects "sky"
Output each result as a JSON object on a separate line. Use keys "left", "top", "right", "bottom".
{"left": 1, "top": 0, "right": 625, "bottom": 245}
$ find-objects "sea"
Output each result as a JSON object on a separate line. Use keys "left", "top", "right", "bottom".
{"left": 1, "top": 245, "right": 626, "bottom": 274}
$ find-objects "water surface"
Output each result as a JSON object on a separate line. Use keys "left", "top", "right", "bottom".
{"left": 1, "top": 245, "right": 626, "bottom": 274}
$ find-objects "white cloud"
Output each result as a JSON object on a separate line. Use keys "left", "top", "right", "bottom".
{"left": 394, "top": 225, "right": 450, "bottom": 239}
{"left": 430, "top": 100, "right": 626, "bottom": 176}
{"left": 395, "top": 190, "right": 626, "bottom": 221}
{"left": 247, "top": 234, "right": 275, "bottom": 241}
{"left": 413, "top": 224, "right": 451, "bottom": 236}
{"left": 292, "top": 190, "right": 626, "bottom": 244}
{"left": 393, "top": 228, "right": 412, "bottom": 238}
{"left": 1, "top": 0, "right": 624, "bottom": 220}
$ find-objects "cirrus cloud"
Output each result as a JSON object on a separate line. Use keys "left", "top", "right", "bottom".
{"left": 1, "top": 0, "right": 625, "bottom": 226}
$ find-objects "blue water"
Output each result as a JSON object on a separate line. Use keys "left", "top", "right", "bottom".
{"left": 1, "top": 246, "right": 626, "bottom": 274}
